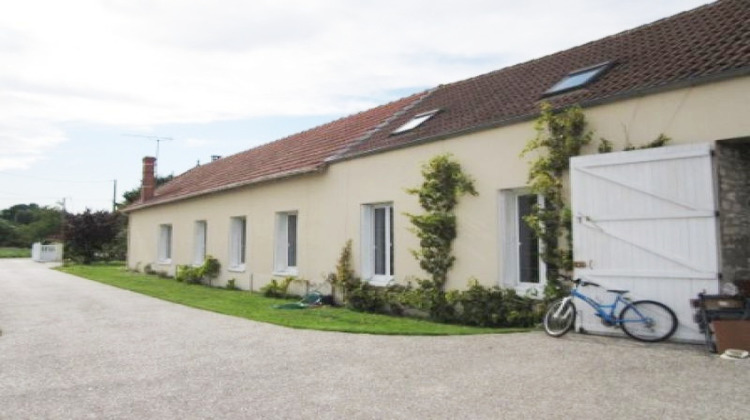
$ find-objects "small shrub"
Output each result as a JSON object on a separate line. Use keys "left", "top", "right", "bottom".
{"left": 226, "top": 278, "right": 238, "bottom": 290}
{"left": 261, "top": 277, "right": 295, "bottom": 298}
{"left": 347, "top": 283, "right": 408, "bottom": 315}
{"left": 445, "top": 281, "right": 540, "bottom": 327}
{"left": 326, "top": 240, "right": 360, "bottom": 304}
{"left": 176, "top": 265, "right": 202, "bottom": 284}
{"left": 201, "top": 256, "right": 221, "bottom": 282}
{"left": 174, "top": 256, "right": 221, "bottom": 285}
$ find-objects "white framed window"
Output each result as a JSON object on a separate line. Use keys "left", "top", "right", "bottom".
{"left": 361, "top": 203, "right": 394, "bottom": 286}
{"left": 544, "top": 62, "right": 611, "bottom": 96}
{"left": 500, "top": 190, "right": 545, "bottom": 294}
{"left": 157, "top": 224, "right": 172, "bottom": 263}
{"left": 392, "top": 109, "right": 440, "bottom": 135}
{"left": 193, "top": 221, "right": 207, "bottom": 265}
{"left": 229, "top": 216, "right": 246, "bottom": 271}
{"left": 274, "top": 212, "right": 298, "bottom": 275}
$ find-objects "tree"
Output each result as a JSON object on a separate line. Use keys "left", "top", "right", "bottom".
{"left": 65, "top": 210, "right": 123, "bottom": 264}
{"left": 0, "top": 203, "right": 62, "bottom": 247}
{"left": 0, "top": 218, "right": 20, "bottom": 247}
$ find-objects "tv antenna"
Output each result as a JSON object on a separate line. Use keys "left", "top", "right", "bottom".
{"left": 123, "top": 134, "right": 174, "bottom": 161}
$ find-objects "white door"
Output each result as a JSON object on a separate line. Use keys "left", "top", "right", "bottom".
{"left": 570, "top": 143, "right": 719, "bottom": 342}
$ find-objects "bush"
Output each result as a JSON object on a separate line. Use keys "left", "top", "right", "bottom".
{"left": 327, "top": 239, "right": 541, "bottom": 328}
{"left": 260, "top": 277, "right": 294, "bottom": 298}
{"left": 445, "top": 282, "right": 541, "bottom": 328}
{"left": 175, "top": 256, "right": 221, "bottom": 285}
{"left": 175, "top": 265, "right": 201, "bottom": 284}
{"left": 326, "top": 240, "right": 360, "bottom": 304}
{"left": 343, "top": 276, "right": 541, "bottom": 328}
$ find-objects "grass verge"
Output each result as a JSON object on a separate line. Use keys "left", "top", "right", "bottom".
{"left": 0, "top": 247, "right": 31, "bottom": 258}
{"left": 57, "top": 263, "right": 528, "bottom": 336}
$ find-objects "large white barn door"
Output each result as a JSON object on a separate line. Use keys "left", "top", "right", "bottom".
{"left": 570, "top": 143, "right": 719, "bottom": 342}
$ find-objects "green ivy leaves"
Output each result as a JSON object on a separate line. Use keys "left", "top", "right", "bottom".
{"left": 406, "top": 154, "right": 477, "bottom": 290}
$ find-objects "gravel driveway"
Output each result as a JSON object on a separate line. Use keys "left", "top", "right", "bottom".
{"left": 1, "top": 259, "right": 748, "bottom": 419}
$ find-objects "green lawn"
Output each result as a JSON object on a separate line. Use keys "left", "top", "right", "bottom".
{"left": 0, "top": 247, "right": 31, "bottom": 258}
{"left": 57, "top": 263, "right": 528, "bottom": 336}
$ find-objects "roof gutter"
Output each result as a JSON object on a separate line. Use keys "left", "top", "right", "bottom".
{"left": 122, "top": 164, "right": 326, "bottom": 213}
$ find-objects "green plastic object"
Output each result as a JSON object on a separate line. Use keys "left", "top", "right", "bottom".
{"left": 273, "top": 292, "right": 323, "bottom": 310}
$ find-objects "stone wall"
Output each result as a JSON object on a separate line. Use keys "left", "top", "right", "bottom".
{"left": 717, "top": 140, "right": 750, "bottom": 293}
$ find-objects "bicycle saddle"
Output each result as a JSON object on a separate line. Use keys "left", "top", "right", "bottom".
{"left": 607, "top": 289, "right": 629, "bottom": 294}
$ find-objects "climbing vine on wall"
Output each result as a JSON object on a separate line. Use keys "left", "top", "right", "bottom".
{"left": 406, "top": 154, "right": 478, "bottom": 291}
{"left": 521, "top": 103, "right": 592, "bottom": 298}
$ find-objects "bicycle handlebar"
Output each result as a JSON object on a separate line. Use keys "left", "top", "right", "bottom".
{"left": 559, "top": 274, "right": 601, "bottom": 288}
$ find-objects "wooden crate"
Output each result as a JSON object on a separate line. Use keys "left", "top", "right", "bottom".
{"left": 712, "top": 320, "right": 750, "bottom": 353}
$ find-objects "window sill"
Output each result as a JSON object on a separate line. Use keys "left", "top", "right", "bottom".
{"left": 515, "top": 283, "right": 544, "bottom": 298}
{"left": 367, "top": 276, "right": 393, "bottom": 287}
{"left": 273, "top": 268, "right": 298, "bottom": 277}
{"left": 157, "top": 259, "right": 172, "bottom": 265}
{"left": 228, "top": 265, "right": 246, "bottom": 273}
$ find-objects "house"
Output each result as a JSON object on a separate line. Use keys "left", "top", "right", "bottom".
{"left": 124, "top": 0, "right": 750, "bottom": 341}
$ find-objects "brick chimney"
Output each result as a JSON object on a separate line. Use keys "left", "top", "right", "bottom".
{"left": 140, "top": 156, "right": 156, "bottom": 202}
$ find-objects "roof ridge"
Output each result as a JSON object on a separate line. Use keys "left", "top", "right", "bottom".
{"left": 326, "top": 89, "right": 435, "bottom": 163}
{"left": 442, "top": 0, "right": 721, "bottom": 90}
{"left": 247, "top": 94, "right": 433, "bottom": 155}
{"left": 160, "top": 93, "right": 433, "bottom": 178}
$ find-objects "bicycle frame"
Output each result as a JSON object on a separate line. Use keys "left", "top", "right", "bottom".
{"left": 556, "top": 282, "right": 645, "bottom": 327}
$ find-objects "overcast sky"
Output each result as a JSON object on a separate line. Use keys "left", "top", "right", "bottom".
{"left": 0, "top": 0, "right": 711, "bottom": 213}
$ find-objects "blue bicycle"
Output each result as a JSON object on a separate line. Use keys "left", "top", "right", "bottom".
{"left": 543, "top": 276, "right": 678, "bottom": 342}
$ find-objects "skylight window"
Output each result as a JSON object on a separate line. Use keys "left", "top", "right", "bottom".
{"left": 544, "top": 62, "right": 611, "bottom": 96}
{"left": 392, "top": 109, "right": 440, "bottom": 135}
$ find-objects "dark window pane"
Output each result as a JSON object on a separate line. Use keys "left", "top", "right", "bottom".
{"left": 389, "top": 207, "right": 394, "bottom": 276}
{"left": 240, "top": 219, "right": 246, "bottom": 264}
{"left": 518, "top": 195, "right": 540, "bottom": 283}
{"left": 287, "top": 214, "right": 297, "bottom": 267}
{"left": 166, "top": 226, "right": 172, "bottom": 259}
{"left": 374, "top": 208, "right": 386, "bottom": 275}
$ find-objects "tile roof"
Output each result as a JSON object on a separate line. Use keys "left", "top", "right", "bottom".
{"left": 129, "top": 0, "right": 750, "bottom": 211}
{"left": 336, "top": 0, "right": 750, "bottom": 159}
{"left": 126, "top": 92, "right": 428, "bottom": 210}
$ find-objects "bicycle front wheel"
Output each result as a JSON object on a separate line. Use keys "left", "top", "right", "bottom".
{"left": 619, "top": 300, "right": 678, "bottom": 342}
{"left": 543, "top": 299, "right": 576, "bottom": 337}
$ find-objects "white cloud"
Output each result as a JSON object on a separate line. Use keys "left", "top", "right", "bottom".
{"left": 182, "top": 137, "right": 214, "bottom": 148}
{"left": 0, "top": 118, "right": 66, "bottom": 170}
{"left": 0, "top": 0, "right": 711, "bottom": 172}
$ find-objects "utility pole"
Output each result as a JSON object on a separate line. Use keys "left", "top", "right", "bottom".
{"left": 58, "top": 198, "right": 67, "bottom": 261}
{"left": 112, "top": 179, "right": 117, "bottom": 212}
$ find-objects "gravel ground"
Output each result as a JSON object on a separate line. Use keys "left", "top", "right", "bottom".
{"left": 1, "top": 259, "right": 748, "bottom": 419}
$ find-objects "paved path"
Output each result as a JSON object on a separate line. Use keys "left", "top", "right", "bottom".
{"left": 1, "top": 259, "right": 748, "bottom": 419}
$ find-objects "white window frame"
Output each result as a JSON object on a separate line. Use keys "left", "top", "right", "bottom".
{"left": 228, "top": 216, "right": 246, "bottom": 272}
{"left": 544, "top": 62, "right": 611, "bottom": 96}
{"left": 157, "top": 224, "right": 172, "bottom": 264}
{"left": 193, "top": 220, "right": 207, "bottom": 266}
{"left": 499, "top": 190, "right": 545, "bottom": 295}
{"left": 361, "top": 203, "right": 394, "bottom": 287}
{"left": 392, "top": 109, "right": 440, "bottom": 134}
{"left": 274, "top": 211, "right": 298, "bottom": 275}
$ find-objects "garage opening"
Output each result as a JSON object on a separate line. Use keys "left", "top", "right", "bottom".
{"left": 716, "top": 138, "right": 750, "bottom": 293}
